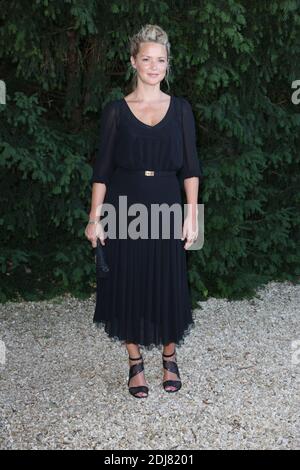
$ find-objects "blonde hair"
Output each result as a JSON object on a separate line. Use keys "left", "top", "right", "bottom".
{"left": 128, "top": 24, "right": 172, "bottom": 92}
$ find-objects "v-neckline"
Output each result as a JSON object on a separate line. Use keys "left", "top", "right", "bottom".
{"left": 122, "top": 95, "right": 173, "bottom": 129}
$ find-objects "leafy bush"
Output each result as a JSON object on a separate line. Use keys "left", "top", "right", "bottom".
{"left": 0, "top": 0, "right": 299, "bottom": 303}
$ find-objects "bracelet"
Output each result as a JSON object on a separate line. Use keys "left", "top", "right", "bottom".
{"left": 88, "top": 219, "right": 99, "bottom": 225}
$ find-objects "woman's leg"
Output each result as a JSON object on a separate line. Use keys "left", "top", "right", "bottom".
{"left": 126, "top": 342, "right": 148, "bottom": 397}
{"left": 162, "top": 342, "right": 179, "bottom": 391}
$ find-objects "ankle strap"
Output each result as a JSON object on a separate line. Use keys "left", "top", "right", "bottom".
{"left": 163, "top": 351, "right": 175, "bottom": 357}
{"left": 129, "top": 355, "right": 142, "bottom": 361}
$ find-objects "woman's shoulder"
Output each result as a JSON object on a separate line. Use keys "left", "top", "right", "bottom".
{"left": 97, "top": 99, "right": 122, "bottom": 130}
{"left": 171, "top": 96, "right": 194, "bottom": 121}
{"left": 175, "top": 95, "right": 192, "bottom": 108}
{"left": 100, "top": 99, "right": 122, "bottom": 121}
{"left": 102, "top": 98, "right": 122, "bottom": 111}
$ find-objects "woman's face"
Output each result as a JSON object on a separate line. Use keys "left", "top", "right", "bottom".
{"left": 131, "top": 42, "right": 168, "bottom": 85}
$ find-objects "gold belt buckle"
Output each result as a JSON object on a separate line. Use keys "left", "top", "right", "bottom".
{"left": 145, "top": 170, "right": 155, "bottom": 176}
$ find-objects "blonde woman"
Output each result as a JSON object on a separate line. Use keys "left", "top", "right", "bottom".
{"left": 85, "top": 24, "right": 203, "bottom": 398}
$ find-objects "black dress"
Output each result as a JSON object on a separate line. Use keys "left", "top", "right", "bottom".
{"left": 91, "top": 94, "right": 203, "bottom": 351}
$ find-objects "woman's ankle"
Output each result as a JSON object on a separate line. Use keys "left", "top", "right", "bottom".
{"left": 126, "top": 342, "right": 141, "bottom": 360}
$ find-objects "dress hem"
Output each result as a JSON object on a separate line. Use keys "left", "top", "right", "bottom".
{"left": 92, "top": 307, "right": 197, "bottom": 352}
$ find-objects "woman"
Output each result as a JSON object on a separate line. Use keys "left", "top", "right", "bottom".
{"left": 85, "top": 24, "right": 203, "bottom": 398}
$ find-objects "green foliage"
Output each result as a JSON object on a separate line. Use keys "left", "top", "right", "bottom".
{"left": 0, "top": 0, "right": 299, "bottom": 303}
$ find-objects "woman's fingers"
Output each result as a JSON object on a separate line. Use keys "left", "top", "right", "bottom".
{"left": 184, "top": 225, "right": 198, "bottom": 250}
{"left": 182, "top": 219, "right": 198, "bottom": 250}
{"left": 181, "top": 223, "right": 187, "bottom": 241}
{"left": 99, "top": 237, "right": 105, "bottom": 246}
{"left": 95, "top": 223, "right": 106, "bottom": 246}
{"left": 85, "top": 222, "right": 106, "bottom": 247}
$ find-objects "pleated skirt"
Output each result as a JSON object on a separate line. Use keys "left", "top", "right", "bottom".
{"left": 93, "top": 167, "right": 195, "bottom": 350}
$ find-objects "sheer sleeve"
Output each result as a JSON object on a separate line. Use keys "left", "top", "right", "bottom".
{"left": 90, "top": 100, "right": 119, "bottom": 187}
{"left": 177, "top": 97, "right": 203, "bottom": 189}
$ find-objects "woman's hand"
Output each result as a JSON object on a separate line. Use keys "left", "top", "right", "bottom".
{"left": 85, "top": 220, "right": 106, "bottom": 247}
{"left": 181, "top": 214, "right": 198, "bottom": 250}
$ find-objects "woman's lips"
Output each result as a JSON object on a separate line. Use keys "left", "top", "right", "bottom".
{"left": 148, "top": 73, "right": 159, "bottom": 77}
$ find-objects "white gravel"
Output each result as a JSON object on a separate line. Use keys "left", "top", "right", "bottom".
{"left": 0, "top": 280, "right": 299, "bottom": 450}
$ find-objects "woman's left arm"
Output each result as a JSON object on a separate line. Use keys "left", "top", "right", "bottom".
{"left": 178, "top": 98, "right": 203, "bottom": 249}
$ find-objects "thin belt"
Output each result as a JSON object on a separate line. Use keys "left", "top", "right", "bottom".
{"left": 117, "top": 167, "right": 177, "bottom": 177}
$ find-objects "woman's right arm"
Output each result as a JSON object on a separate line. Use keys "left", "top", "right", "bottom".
{"left": 85, "top": 101, "right": 119, "bottom": 247}
{"left": 85, "top": 183, "right": 107, "bottom": 247}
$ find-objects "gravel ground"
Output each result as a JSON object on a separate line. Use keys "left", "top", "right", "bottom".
{"left": 0, "top": 280, "right": 299, "bottom": 450}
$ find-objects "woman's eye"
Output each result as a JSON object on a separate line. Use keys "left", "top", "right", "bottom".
{"left": 142, "top": 58, "right": 165, "bottom": 63}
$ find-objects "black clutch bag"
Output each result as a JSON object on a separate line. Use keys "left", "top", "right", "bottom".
{"left": 93, "top": 238, "right": 110, "bottom": 279}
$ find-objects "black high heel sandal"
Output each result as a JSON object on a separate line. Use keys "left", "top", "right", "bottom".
{"left": 127, "top": 354, "right": 149, "bottom": 398}
{"left": 162, "top": 350, "right": 182, "bottom": 393}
